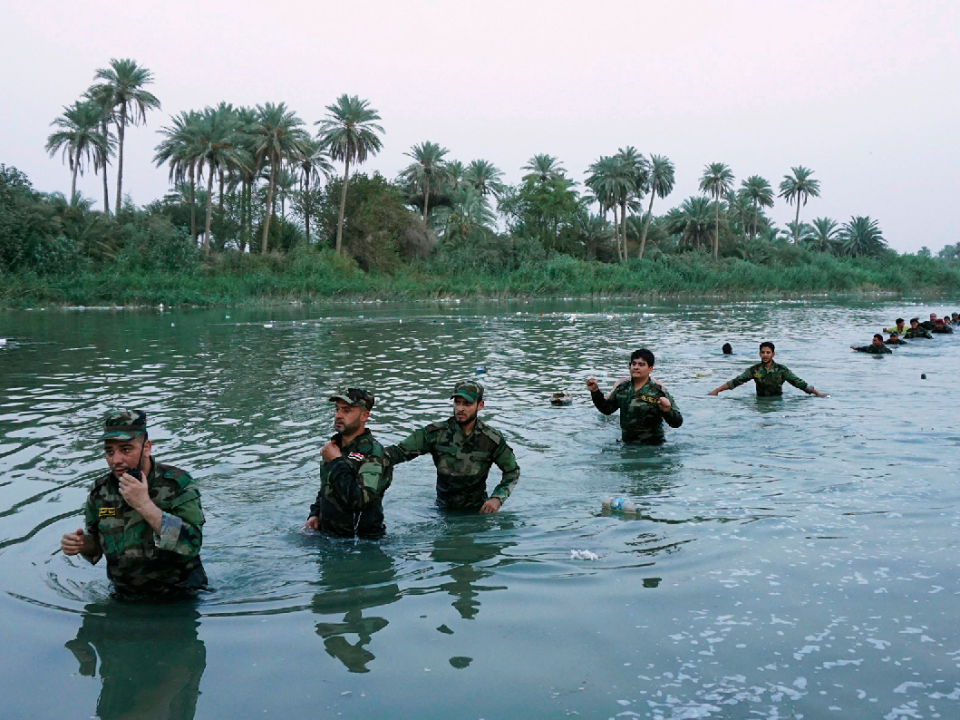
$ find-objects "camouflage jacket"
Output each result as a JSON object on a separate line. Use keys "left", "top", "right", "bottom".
{"left": 904, "top": 327, "right": 933, "bottom": 339}
{"left": 309, "top": 430, "right": 393, "bottom": 538}
{"left": 852, "top": 344, "right": 892, "bottom": 354}
{"left": 384, "top": 418, "right": 520, "bottom": 511}
{"left": 591, "top": 379, "right": 683, "bottom": 444}
{"left": 82, "top": 460, "right": 206, "bottom": 598}
{"left": 727, "top": 362, "right": 811, "bottom": 397}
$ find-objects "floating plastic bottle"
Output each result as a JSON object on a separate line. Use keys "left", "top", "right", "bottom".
{"left": 602, "top": 497, "right": 638, "bottom": 514}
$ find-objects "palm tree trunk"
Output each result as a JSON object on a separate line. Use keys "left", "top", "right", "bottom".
{"left": 713, "top": 200, "right": 719, "bottom": 261}
{"left": 423, "top": 176, "right": 430, "bottom": 222}
{"left": 612, "top": 205, "right": 621, "bottom": 262}
{"left": 638, "top": 193, "right": 656, "bottom": 260}
{"left": 204, "top": 162, "right": 215, "bottom": 256}
{"left": 189, "top": 164, "right": 197, "bottom": 245}
{"left": 304, "top": 172, "right": 311, "bottom": 245}
{"left": 793, "top": 201, "right": 801, "bottom": 244}
{"left": 218, "top": 170, "right": 224, "bottom": 214}
{"left": 100, "top": 120, "right": 110, "bottom": 215}
{"left": 70, "top": 151, "right": 79, "bottom": 202}
{"left": 335, "top": 157, "right": 351, "bottom": 255}
{"left": 620, "top": 198, "right": 628, "bottom": 261}
{"left": 115, "top": 105, "right": 126, "bottom": 216}
{"left": 262, "top": 159, "right": 277, "bottom": 254}
{"left": 240, "top": 181, "right": 246, "bottom": 252}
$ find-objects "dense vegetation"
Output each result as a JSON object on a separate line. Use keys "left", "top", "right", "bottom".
{"left": 3, "top": 58, "right": 958, "bottom": 307}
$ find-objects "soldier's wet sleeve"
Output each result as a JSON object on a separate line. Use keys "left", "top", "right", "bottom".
{"left": 489, "top": 439, "right": 520, "bottom": 504}
{"left": 660, "top": 388, "right": 683, "bottom": 428}
{"left": 782, "top": 367, "right": 810, "bottom": 392}
{"left": 591, "top": 389, "right": 619, "bottom": 415}
{"left": 82, "top": 493, "right": 103, "bottom": 565}
{"left": 726, "top": 367, "right": 755, "bottom": 390}
{"left": 325, "top": 457, "right": 366, "bottom": 510}
{"left": 383, "top": 428, "right": 432, "bottom": 465}
{"left": 155, "top": 487, "right": 204, "bottom": 558}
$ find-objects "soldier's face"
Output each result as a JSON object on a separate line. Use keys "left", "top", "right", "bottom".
{"left": 104, "top": 437, "right": 150, "bottom": 477}
{"left": 629, "top": 358, "right": 651, "bottom": 381}
{"left": 759, "top": 347, "right": 775, "bottom": 363}
{"left": 872, "top": 337, "right": 884, "bottom": 346}
{"left": 453, "top": 397, "right": 483, "bottom": 426}
{"left": 333, "top": 401, "right": 368, "bottom": 436}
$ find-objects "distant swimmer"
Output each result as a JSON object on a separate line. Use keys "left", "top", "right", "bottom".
{"left": 951, "top": 312, "right": 960, "bottom": 326}
{"left": 708, "top": 342, "right": 827, "bottom": 398}
{"left": 383, "top": 381, "right": 519, "bottom": 514}
{"left": 722, "top": 343, "right": 733, "bottom": 355}
{"left": 305, "top": 387, "right": 394, "bottom": 538}
{"left": 904, "top": 318, "right": 933, "bottom": 339}
{"left": 885, "top": 331, "right": 908, "bottom": 346}
{"left": 932, "top": 319, "right": 954, "bottom": 334}
{"left": 920, "top": 313, "right": 939, "bottom": 331}
{"left": 585, "top": 348, "right": 683, "bottom": 445}
{"left": 883, "top": 318, "right": 907, "bottom": 336}
{"left": 851, "top": 334, "right": 892, "bottom": 354}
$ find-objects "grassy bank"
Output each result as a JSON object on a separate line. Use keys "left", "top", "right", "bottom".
{"left": 2, "top": 248, "right": 958, "bottom": 308}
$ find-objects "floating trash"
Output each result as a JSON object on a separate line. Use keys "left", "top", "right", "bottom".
{"left": 570, "top": 549, "right": 599, "bottom": 561}
{"left": 263, "top": 323, "right": 274, "bottom": 329}
{"left": 550, "top": 392, "right": 572, "bottom": 406}
{"left": 475, "top": 365, "right": 486, "bottom": 375}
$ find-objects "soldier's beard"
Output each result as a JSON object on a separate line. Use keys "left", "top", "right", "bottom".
{"left": 455, "top": 409, "right": 479, "bottom": 427}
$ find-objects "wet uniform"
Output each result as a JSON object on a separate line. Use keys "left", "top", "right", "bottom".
{"left": 726, "top": 362, "right": 813, "bottom": 397}
{"left": 904, "top": 327, "right": 933, "bottom": 339}
{"left": 852, "top": 344, "right": 892, "bottom": 354}
{"left": 384, "top": 418, "right": 520, "bottom": 511}
{"left": 591, "top": 379, "right": 683, "bottom": 444}
{"left": 309, "top": 430, "right": 393, "bottom": 538}
{"left": 83, "top": 460, "right": 207, "bottom": 598}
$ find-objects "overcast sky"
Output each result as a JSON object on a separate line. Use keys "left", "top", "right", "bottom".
{"left": 3, "top": 0, "right": 958, "bottom": 253}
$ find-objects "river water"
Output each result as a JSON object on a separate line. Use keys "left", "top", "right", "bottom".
{"left": 1, "top": 298, "right": 959, "bottom": 719}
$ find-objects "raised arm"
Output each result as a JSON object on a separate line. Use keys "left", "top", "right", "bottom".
{"left": 586, "top": 377, "right": 620, "bottom": 414}
{"left": 709, "top": 367, "right": 752, "bottom": 395}
{"left": 383, "top": 427, "right": 432, "bottom": 466}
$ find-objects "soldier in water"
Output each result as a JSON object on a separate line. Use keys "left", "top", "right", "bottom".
{"left": 708, "top": 342, "right": 827, "bottom": 398}
{"left": 383, "top": 380, "right": 520, "bottom": 514}
{"left": 851, "top": 334, "right": 893, "bottom": 354}
{"left": 586, "top": 348, "right": 683, "bottom": 444}
{"left": 60, "top": 410, "right": 207, "bottom": 599}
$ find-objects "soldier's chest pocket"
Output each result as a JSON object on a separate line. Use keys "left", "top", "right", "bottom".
{"left": 435, "top": 445, "right": 463, "bottom": 472}
{"left": 97, "top": 507, "right": 133, "bottom": 556}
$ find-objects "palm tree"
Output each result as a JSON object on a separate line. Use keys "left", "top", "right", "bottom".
{"left": 154, "top": 110, "right": 203, "bottom": 243}
{"left": 585, "top": 156, "right": 628, "bottom": 260}
{"left": 638, "top": 154, "right": 675, "bottom": 259}
{"left": 444, "top": 186, "right": 495, "bottom": 240}
{"left": 465, "top": 159, "right": 505, "bottom": 197}
{"left": 522, "top": 154, "right": 566, "bottom": 183}
{"left": 316, "top": 95, "right": 384, "bottom": 254}
{"left": 445, "top": 160, "right": 467, "bottom": 191}
{"left": 699, "top": 163, "right": 734, "bottom": 261}
{"left": 401, "top": 141, "right": 450, "bottom": 222}
{"left": 839, "top": 216, "right": 886, "bottom": 257}
{"left": 577, "top": 212, "right": 614, "bottom": 260}
{"left": 90, "top": 59, "right": 161, "bottom": 215}
{"left": 665, "top": 197, "right": 714, "bottom": 252}
{"left": 805, "top": 217, "right": 839, "bottom": 253}
{"left": 251, "top": 102, "right": 310, "bottom": 253}
{"left": 83, "top": 85, "right": 117, "bottom": 215}
{"left": 779, "top": 166, "right": 821, "bottom": 244}
{"left": 614, "top": 146, "right": 649, "bottom": 260}
{"left": 739, "top": 175, "right": 774, "bottom": 239}
{"left": 293, "top": 137, "right": 333, "bottom": 244}
{"left": 45, "top": 100, "right": 112, "bottom": 202}
{"left": 194, "top": 106, "right": 247, "bottom": 254}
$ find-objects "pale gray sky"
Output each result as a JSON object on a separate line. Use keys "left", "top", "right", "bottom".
{"left": 3, "top": 0, "right": 958, "bottom": 253}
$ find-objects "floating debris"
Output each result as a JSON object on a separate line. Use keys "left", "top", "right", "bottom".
{"left": 550, "top": 392, "right": 573, "bottom": 406}
{"left": 570, "top": 549, "right": 599, "bottom": 561}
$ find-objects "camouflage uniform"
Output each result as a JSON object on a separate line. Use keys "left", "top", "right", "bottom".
{"left": 852, "top": 344, "right": 892, "bottom": 354}
{"left": 885, "top": 337, "right": 908, "bottom": 346}
{"left": 905, "top": 327, "right": 933, "bottom": 339}
{"left": 383, "top": 381, "right": 520, "bottom": 511}
{"left": 726, "top": 362, "right": 813, "bottom": 397}
{"left": 591, "top": 379, "right": 683, "bottom": 444}
{"left": 308, "top": 388, "right": 393, "bottom": 538}
{"left": 82, "top": 411, "right": 206, "bottom": 598}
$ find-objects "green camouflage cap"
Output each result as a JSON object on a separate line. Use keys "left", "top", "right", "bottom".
{"left": 101, "top": 409, "right": 147, "bottom": 441}
{"left": 451, "top": 380, "right": 484, "bottom": 403}
{"left": 329, "top": 387, "right": 375, "bottom": 411}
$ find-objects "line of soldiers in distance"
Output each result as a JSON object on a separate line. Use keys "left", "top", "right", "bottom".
{"left": 850, "top": 311, "right": 958, "bottom": 354}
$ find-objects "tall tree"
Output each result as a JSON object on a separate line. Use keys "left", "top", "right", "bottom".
{"left": 522, "top": 154, "right": 566, "bottom": 183}
{"left": 839, "top": 216, "right": 886, "bottom": 257}
{"left": 154, "top": 110, "right": 203, "bottom": 244}
{"left": 664, "top": 196, "right": 715, "bottom": 252}
{"left": 739, "top": 175, "right": 774, "bottom": 239}
{"left": 251, "top": 102, "right": 309, "bottom": 253}
{"left": 779, "top": 166, "right": 821, "bottom": 244}
{"left": 585, "top": 155, "right": 631, "bottom": 261}
{"left": 45, "top": 100, "right": 112, "bottom": 202}
{"left": 316, "top": 95, "right": 384, "bottom": 254}
{"left": 194, "top": 106, "right": 247, "bottom": 255}
{"left": 401, "top": 141, "right": 450, "bottom": 222}
{"left": 465, "top": 159, "right": 505, "bottom": 197}
{"left": 613, "top": 147, "right": 649, "bottom": 260}
{"left": 638, "top": 154, "right": 675, "bottom": 259}
{"left": 293, "top": 137, "right": 333, "bottom": 245}
{"left": 699, "top": 162, "right": 735, "bottom": 260}
{"left": 806, "top": 217, "right": 839, "bottom": 253}
{"left": 91, "top": 59, "right": 161, "bottom": 215}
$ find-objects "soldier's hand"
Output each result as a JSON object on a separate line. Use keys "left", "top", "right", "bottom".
{"left": 585, "top": 378, "right": 599, "bottom": 393}
{"left": 657, "top": 396, "right": 672, "bottom": 412}
{"left": 305, "top": 516, "right": 320, "bottom": 530}
{"left": 119, "top": 472, "right": 151, "bottom": 510}
{"left": 479, "top": 498, "right": 502, "bottom": 514}
{"left": 61, "top": 529, "right": 86, "bottom": 556}
{"left": 321, "top": 441, "right": 342, "bottom": 463}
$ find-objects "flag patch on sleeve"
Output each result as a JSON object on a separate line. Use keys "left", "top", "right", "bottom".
{"left": 348, "top": 452, "right": 365, "bottom": 461}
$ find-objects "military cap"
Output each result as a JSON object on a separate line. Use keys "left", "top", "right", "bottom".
{"left": 451, "top": 380, "right": 484, "bottom": 403}
{"left": 101, "top": 409, "right": 147, "bottom": 441}
{"left": 329, "top": 387, "right": 375, "bottom": 411}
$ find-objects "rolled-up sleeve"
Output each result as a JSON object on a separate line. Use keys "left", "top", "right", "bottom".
{"left": 155, "top": 488, "right": 204, "bottom": 557}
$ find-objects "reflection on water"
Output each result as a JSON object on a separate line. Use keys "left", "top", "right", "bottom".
{"left": 65, "top": 602, "right": 205, "bottom": 720}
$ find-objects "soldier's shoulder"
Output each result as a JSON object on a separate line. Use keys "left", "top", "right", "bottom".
{"left": 90, "top": 470, "right": 114, "bottom": 494}
{"left": 425, "top": 420, "right": 451, "bottom": 435}
{"left": 156, "top": 462, "right": 197, "bottom": 490}
{"left": 476, "top": 420, "right": 507, "bottom": 445}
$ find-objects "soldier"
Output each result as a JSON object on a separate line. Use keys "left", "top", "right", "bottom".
{"left": 851, "top": 334, "right": 893, "bottom": 354}
{"left": 305, "top": 387, "right": 393, "bottom": 538}
{"left": 919, "top": 312, "right": 938, "bottom": 331}
{"left": 904, "top": 318, "right": 933, "bottom": 339}
{"left": 585, "top": 348, "right": 683, "bottom": 444}
{"left": 885, "top": 331, "right": 908, "bottom": 346}
{"left": 708, "top": 342, "right": 827, "bottom": 398}
{"left": 883, "top": 318, "right": 907, "bottom": 336}
{"left": 932, "top": 318, "right": 954, "bottom": 334}
{"left": 383, "top": 380, "right": 519, "bottom": 514}
{"left": 60, "top": 410, "right": 207, "bottom": 598}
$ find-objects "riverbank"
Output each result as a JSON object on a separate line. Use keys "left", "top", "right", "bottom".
{"left": 2, "top": 249, "right": 959, "bottom": 308}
